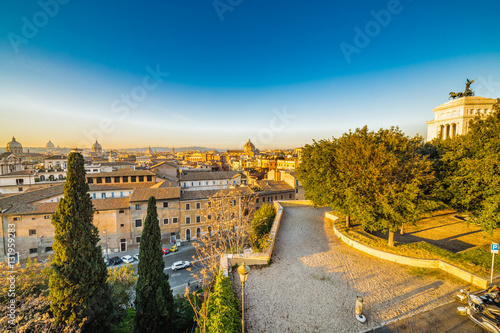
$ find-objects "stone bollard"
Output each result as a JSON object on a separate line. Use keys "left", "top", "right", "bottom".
{"left": 355, "top": 296, "right": 366, "bottom": 323}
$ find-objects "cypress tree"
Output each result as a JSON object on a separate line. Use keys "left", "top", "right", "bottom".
{"left": 134, "top": 196, "right": 175, "bottom": 333}
{"left": 49, "top": 152, "right": 114, "bottom": 332}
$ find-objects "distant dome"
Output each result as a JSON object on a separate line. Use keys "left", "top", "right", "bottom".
{"left": 92, "top": 140, "right": 102, "bottom": 153}
{"left": 6, "top": 136, "right": 23, "bottom": 154}
{"left": 46, "top": 140, "right": 55, "bottom": 150}
{"left": 244, "top": 139, "right": 255, "bottom": 153}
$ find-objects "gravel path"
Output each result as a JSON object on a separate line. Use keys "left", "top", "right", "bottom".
{"left": 232, "top": 206, "right": 464, "bottom": 333}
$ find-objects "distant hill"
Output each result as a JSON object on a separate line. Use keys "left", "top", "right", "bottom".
{"left": 0, "top": 147, "right": 227, "bottom": 154}
{"left": 119, "top": 147, "right": 226, "bottom": 153}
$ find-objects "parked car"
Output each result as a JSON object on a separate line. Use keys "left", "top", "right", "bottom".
{"left": 121, "top": 255, "right": 134, "bottom": 264}
{"left": 109, "top": 256, "right": 123, "bottom": 265}
{"left": 169, "top": 245, "right": 178, "bottom": 253}
{"left": 105, "top": 258, "right": 111, "bottom": 267}
{"left": 171, "top": 261, "right": 190, "bottom": 271}
{"left": 133, "top": 254, "right": 139, "bottom": 261}
{"left": 162, "top": 248, "right": 170, "bottom": 255}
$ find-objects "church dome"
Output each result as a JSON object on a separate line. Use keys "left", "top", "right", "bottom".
{"left": 46, "top": 140, "right": 55, "bottom": 150}
{"left": 92, "top": 140, "right": 102, "bottom": 153}
{"left": 244, "top": 139, "right": 255, "bottom": 153}
{"left": 6, "top": 136, "right": 23, "bottom": 154}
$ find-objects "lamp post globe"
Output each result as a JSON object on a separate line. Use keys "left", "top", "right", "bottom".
{"left": 237, "top": 262, "right": 250, "bottom": 283}
{"left": 237, "top": 263, "right": 250, "bottom": 333}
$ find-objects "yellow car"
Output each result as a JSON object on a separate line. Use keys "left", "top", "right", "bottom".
{"left": 169, "top": 245, "right": 178, "bottom": 252}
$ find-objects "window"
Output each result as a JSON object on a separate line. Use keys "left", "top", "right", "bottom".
{"left": 96, "top": 177, "right": 102, "bottom": 183}
{"left": 230, "top": 200, "right": 236, "bottom": 206}
{"left": 131, "top": 176, "right": 137, "bottom": 182}
{"left": 105, "top": 177, "right": 111, "bottom": 183}
{"left": 111, "top": 192, "right": 115, "bottom": 198}
{"left": 196, "top": 216, "right": 201, "bottom": 223}
{"left": 135, "top": 204, "right": 141, "bottom": 210}
{"left": 198, "top": 182, "right": 201, "bottom": 186}
{"left": 275, "top": 196, "right": 278, "bottom": 200}
{"left": 207, "top": 214, "right": 211, "bottom": 220}
{"left": 185, "top": 203, "right": 190, "bottom": 210}
{"left": 136, "top": 237, "right": 141, "bottom": 243}
{"left": 93, "top": 193, "right": 97, "bottom": 199}
{"left": 120, "top": 224, "right": 124, "bottom": 227}
{"left": 163, "top": 202, "right": 169, "bottom": 208}
{"left": 119, "top": 209, "right": 124, "bottom": 214}
{"left": 45, "top": 246, "right": 53, "bottom": 252}
{"left": 289, "top": 193, "right": 292, "bottom": 199}
{"left": 173, "top": 217, "right": 178, "bottom": 224}
{"left": 123, "top": 176, "right": 128, "bottom": 183}
{"left": 18, "top": 187, "right": 22, "bottom": 192}
{"left": 29, "top": 248, "right": 38, "bottom": 254}
{"left": 268, "top": 197, "right": 272, "bottom": 202}
{"left": 183, "top": 183, "right": 187, "bottom": 188}
{"left": 256, "top": 198, "right": 259, "bottom": 203}
{"left": 186, "top": 217, "right": 191, "bottom": 224}
{"left": 139, "top": 176, "right": 144, "bottom": 182}
{"left": 44, "top": 215, "right": 51, "bottom": 219}
{"left": 114, "top": 176, "right": 120, "bottom": 183}
{"left": 88, "top": 178, "right": 94, "bottom": 184}
{"left": 13, "top": 217, "right": 19, "bottom": 221}
{"left": 16, "top": 179, "right": 24, "bottom": 185}
{"left": 281, "top": 195, "right": 284, "bottom": 200}
{"left": 196, "top": 202, "right": 201, "bottom": 209}
{"left": 135, "top": 219, "right": 142, "bottom": 227}
{"left": 29, "top": 229, "right": 36, "bottom": 236}
{"left": 120, "top": 192, "right": 124, "bottom": 197}
{"left": 147, "top": 175, "right": 152, "bottom": 182}
{"left": 295, "top": 189, "right": 299, "bottom": 193}
{"left": 163, "top": 218, "right": 169, "bottom": 225}
{"left": 213, "top": 181, "right": 216, "bottom": 185}
{"left": 101, "top": 193, "right": 106, "bottom": 199}
{"left": 206, "top": 181, "right": 209, "bottom": 185}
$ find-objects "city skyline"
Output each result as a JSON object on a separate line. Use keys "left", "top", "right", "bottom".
{"left": 1, "top": 1, "right": 500, "bottom": 149}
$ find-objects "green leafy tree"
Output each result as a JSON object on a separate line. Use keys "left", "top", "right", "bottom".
{"left": 251, "top": 204, "right": 275, "bottom": 238}
{"left": 198, "top": 270, "right": 240, "bottom": 333}
{"left": 356, "top": 127, "right": 437, "bottom": 246}
{"left": 440, "top": 99, "right": 500, "bottom": 233}
{"left": 108, "top": 264, "right": 137, "bottom": 309}
{"left": 298, "top": 138, "right": 357, "bottom": 227}
{"left": 134, "top": 196, "right": 175, "bottom": 333}
{"left": 0, "top": 259, "right": 59, "bottom": 332}
{"left": 299, "top": 126, "right": 437, "bottom": 246}
{"left": 49, "top": 152, "right": 114, "bottom": 332}
{"left": 172, "top": 295, "right": 196, "bottom": 333}
{"left": 250, "top": 204, "right": 276, "bottom": 250}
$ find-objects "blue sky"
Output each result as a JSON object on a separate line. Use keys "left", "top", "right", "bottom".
{"left": 1, "top": 0, "right": 500, "bottom": 149}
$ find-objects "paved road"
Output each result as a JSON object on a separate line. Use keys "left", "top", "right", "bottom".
{"left": 236, "top": 206, "right": 468, "bottom": 333}
{"left": 371, "top": 300, "right": 482, "bottom": 333}
{"left": 106, "top": 242, "right": 203, "bottom": 289}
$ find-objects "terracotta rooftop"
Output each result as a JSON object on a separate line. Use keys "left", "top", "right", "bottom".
{"left": 255, "top": 180, "right": 294, "bottom": 194}
{"left": 0, "top": 184, "right": 65, "bottom": 211}
{"left": 5, "top": 197, "right": 131, "bottom": 215}
{"left": 179, "top": 171, "right": 241, "bottom": 181}
{"left": 129, "top": 188, "right": 180, "bottom": 202}
{"left": 85, "top": 170, "right": 155, "bottom": 178}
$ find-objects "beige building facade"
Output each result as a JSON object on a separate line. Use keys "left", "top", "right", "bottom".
{"left": 426, "top": 96, "right": 498, "bottom": 141}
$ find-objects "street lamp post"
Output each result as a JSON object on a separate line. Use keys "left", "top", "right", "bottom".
{"left": 104, "top": 230, "right": 109, "bottom": 260}
{"left": 237, "top": 263, "right": 250, "bottom": 333}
